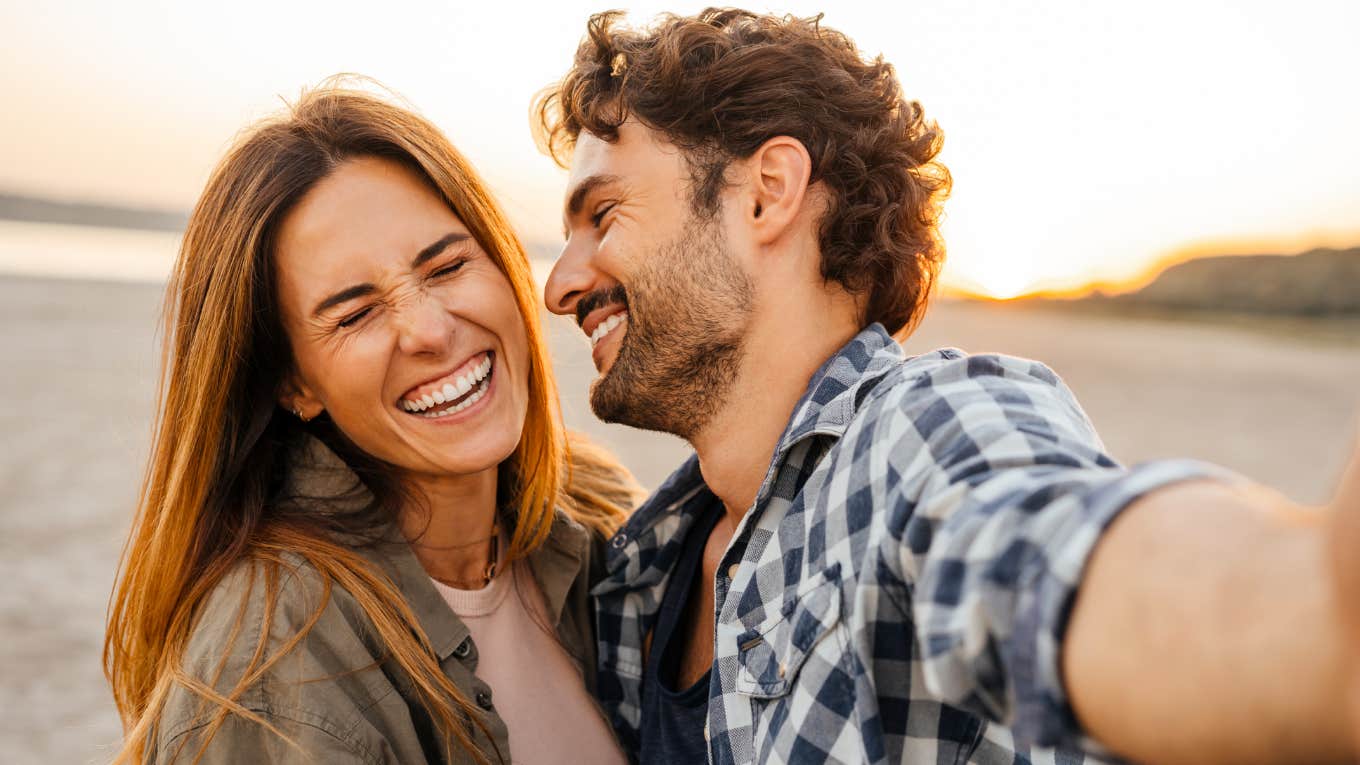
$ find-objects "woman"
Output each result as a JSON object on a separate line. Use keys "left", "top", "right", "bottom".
{"left": 103, "top": 83, "right": 641, "bottom": 764}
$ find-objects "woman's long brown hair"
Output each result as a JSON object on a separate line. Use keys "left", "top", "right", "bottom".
{"left": 104, "top": 80, "right": 638, "bottom": 763}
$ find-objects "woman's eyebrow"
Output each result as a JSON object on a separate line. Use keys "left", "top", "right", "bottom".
{"left": 310, "top": 232, "right": 472, "bottom": 319}
{"left": 311, "top": 283, "right": 375, "bottom": 319}
{"left": 411, "top": 231, "right": 472, "bottom": 269}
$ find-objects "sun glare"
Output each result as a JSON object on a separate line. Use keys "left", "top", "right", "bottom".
{"left": 954, "top": 269, "right": 1036, "bottom": 301}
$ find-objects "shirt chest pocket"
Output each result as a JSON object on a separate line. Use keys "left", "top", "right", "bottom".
{"left": 734, "top": 566, "right": 845, "bottom": 698}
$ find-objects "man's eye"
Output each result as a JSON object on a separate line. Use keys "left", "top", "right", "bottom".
{"left": 591, "top": 203, "right": 616, "bottom": 229}
{"left": 337, "top": 307, "right": 372, "bottom": 328}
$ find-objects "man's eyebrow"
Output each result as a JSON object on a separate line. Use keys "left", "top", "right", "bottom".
{"left": 311, "top": 232, "right": 471, "bottom": 319}
{"left": 411, "top": 231, "right": 472, "bottom": 269}
{"left": 566, "top": 174, "right": 621, "bottom": 218}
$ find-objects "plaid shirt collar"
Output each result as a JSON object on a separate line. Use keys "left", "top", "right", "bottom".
{"left": 595, "top": 323, "right": 904, "bottom": 593}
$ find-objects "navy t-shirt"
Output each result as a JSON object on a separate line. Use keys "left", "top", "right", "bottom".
{"left": 637, "top": 499, "right": 723, "bottom": 764}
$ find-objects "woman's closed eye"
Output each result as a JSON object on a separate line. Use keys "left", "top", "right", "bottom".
{"left": 430, "top": 257, "right": 468, "bottom": 279}
{"left": 330, "top": 257, "right": 468, "bottom": 331}
{"left": 336, "top": 306, "right": 373, "bottom": 329}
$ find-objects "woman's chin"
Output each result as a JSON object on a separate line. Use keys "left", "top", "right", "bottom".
{"left": 397, "top": 409, "right": 525, "bottom": 480}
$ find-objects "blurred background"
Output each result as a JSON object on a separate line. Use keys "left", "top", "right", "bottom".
{"left": 2, "top": 1, "right": 1358, "bottom": 762}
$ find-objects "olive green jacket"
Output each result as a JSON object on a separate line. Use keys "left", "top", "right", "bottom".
{"left": 151, "top": 439, "right": 609, "bottom": 764}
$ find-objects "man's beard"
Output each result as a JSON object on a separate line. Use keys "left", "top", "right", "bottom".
{"left": 588, "top": 215, "right": 753, "bottom": 440}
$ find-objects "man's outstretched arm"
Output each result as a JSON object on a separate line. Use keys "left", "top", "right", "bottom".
{"left": 1065, "top": 447, "right": 1360, "bottom": 765}
{"left": 882, "top": 353, "right": 1357, "bottom": 763}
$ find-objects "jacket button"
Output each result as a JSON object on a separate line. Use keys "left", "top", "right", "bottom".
{"left": 476, "top": 690, "right": 494, "bottom": 710}
{"left": 453, "top": 638, "right": 472, "bottom": 659}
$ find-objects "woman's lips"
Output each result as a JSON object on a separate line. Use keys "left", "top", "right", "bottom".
{"left": 398, "top": 351, "right": 493, "bottom": 413}
{"left": 408, "top": 367, "right": 493, "bottom": 419}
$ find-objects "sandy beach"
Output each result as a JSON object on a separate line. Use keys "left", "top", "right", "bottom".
{"left": 2, "top": 274, "right": 1357, "bottom": 764}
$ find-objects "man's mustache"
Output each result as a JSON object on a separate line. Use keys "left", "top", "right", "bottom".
{"left": 575, "top": 285, "right": 630, "bottom": 328}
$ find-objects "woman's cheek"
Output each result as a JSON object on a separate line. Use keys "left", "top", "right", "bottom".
{"left": 329, "top": 332, "right": 392, "bottom": 415}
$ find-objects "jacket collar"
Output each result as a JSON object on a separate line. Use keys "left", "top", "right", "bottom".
{"left": 598, "top": 323, "right": 905, "bottom": 584}
{"left": 284, "top": 436, "right": 589, "bottom": 661}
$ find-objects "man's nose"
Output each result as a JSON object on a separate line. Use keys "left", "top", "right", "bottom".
{"left": 544, "top": 236, "right": 600, "bottom": 318}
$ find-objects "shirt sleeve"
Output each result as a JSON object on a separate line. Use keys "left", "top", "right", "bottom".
{"left": 881, "top": 353, "right": 1236, "bottom": 752}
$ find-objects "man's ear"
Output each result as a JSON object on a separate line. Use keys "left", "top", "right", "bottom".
{"left": 277, "top": 371, "right": 324, "bottom": 421}
{"left": 743, "top": 135, "right": 813, "bottom": 246}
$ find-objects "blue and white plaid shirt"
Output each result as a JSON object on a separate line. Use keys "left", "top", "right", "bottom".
{"left": 594, "top": 324, "right": 1226, "bottom": 764}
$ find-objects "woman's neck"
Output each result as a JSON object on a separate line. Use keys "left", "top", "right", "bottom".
{"left": 398, "top": 466, "right": 501, "bottom": 589}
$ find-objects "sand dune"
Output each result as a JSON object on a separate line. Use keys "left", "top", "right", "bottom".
{"left": 1, "top": 276, "right": 1356, "bottom": 763}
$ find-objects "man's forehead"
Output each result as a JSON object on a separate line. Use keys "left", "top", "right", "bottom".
{"left": 565, "top": 131, "right": 616, "bottom": 186}
{"left": 565, "top": 121, "right": 679, "bottom": 189}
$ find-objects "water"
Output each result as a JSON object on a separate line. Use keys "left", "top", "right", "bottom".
{"left": 0, "top": 220, "right": 561, "bottom": 286}
{"left": 0, "top": 221, "right": 182, "bottom": 283}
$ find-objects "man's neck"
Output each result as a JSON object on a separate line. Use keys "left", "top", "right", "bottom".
{"left": 691, "top": 288, "right": 862, "bottom": 523}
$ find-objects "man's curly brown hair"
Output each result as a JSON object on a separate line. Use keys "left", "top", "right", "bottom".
{"left": 534, "top": 8, "right": 952, "bottom": 335}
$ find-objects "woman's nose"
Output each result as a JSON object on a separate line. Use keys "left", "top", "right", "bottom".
{"left": 394, "top": 291, "right": 452, "bottom": 356}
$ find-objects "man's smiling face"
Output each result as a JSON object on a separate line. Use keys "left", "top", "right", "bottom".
{"left": 544, "top": 121, "right": 754, "bottom": 439}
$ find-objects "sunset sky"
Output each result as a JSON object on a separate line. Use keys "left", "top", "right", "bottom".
{"left": 2, "top": 0, "right": 1357, "bottom": 297}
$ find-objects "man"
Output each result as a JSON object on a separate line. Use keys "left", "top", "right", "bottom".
{"left": 537, "top": 9, "right": 1360, "bottom": 765}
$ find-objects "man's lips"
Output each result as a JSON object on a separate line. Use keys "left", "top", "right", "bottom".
{"left": 589, "top": 311, "right": 628, "bottom": 349}
{"left": 579, "top": 305, "right": 628, "bottom": 344}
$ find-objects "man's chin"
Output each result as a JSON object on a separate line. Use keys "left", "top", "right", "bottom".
{"left": 588, "top": 343, "right": 638, "bottom": 423}
{"left": 588, "top": 366, "right": 675, "bottom": 436}
{"left": 588, "top": 370, "right": 632, "bottom": 425}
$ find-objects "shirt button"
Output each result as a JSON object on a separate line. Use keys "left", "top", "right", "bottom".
{"left": 726, "top": 563, "right": 739, "bottom": 580}
{"left": 453, "top": 637, "right": 472, "bottom": 659}
{"left": 610, "top": 532, "right": 628, "bottom": 549}
{"left": 476, "top": 690, "right": 494, "bottom": 710}
{"left": 703, "top": 721, "right": 710, "bottom": 741}
{"left": 777, "top": 661, "right": 787, "bottom": 678}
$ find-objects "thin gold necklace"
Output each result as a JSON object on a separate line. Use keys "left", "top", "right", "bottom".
{"left": 431, "top": 523, "right": 500, "bottom": 589}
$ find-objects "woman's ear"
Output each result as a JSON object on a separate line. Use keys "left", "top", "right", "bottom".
{"left": 744, "top": 135, "right": 813, "bottom": 246}
{"left": 278, "top": 373, "right": 324, "bottom": 421}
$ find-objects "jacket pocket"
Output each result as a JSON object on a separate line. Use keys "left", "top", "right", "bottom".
{"left": 733, "top": 565, "right": 843, "bottom": 698}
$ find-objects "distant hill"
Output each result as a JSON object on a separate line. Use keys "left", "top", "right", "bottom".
{"left": 1091, "top": 247, "right": 1360, "bottom": 316}
{"left": 0, "top": 192, "right": 188, "bottom": 232}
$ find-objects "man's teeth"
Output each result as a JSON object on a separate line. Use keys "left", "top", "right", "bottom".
{"left": 590, "top": 312, "right": 628, "bottom": 349}
{"left": 401, "top": 355, "right": 493, "bottom": 414}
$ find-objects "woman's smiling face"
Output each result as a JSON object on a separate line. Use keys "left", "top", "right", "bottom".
{"left": 273, "top": 155, "right": 531, "bottom": 480}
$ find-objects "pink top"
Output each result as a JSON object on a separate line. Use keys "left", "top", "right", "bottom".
{"left": 432, "top": 563, "right": 627, "bottom": 765}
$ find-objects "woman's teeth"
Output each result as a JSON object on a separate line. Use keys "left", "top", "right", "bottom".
{"left": 401, "top": 355, "right": 493, "bottom": 416}
{"left": 590, "top": 311, "right": 628, "bottom": 349}
{"left": 416, "top": 379, "right": 488, "bottom": 418}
